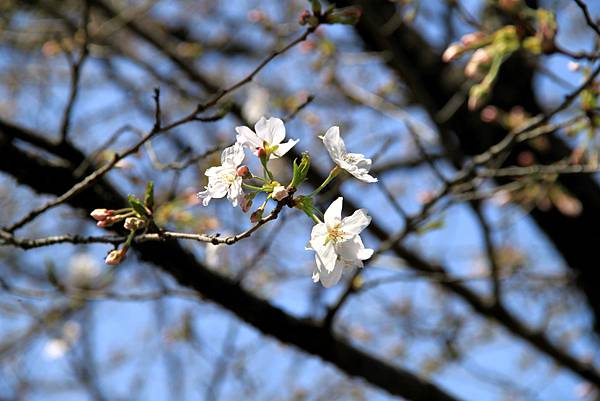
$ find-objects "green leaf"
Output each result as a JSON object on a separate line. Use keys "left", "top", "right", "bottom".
{"left": 310, "top": 0, "right": 321, "bottom": 14}
{"left": 324, "top": 6, "right": 362, "bottom": 25}
{"left": 128, "top": 194, "right": 148, "bottom": 217}
{"left": 144, "top": 181, "right": 154, "bottom": 213}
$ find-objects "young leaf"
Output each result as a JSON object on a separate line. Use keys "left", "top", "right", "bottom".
{"left": 128, "top": 195, "right": 148, "bottom": 217}
{"left": 144, "top": 181, "right": 154, "bottom": 213}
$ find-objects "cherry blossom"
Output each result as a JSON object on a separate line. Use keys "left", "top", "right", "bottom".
{"left": 197, "top": 142, "right": 246, "bottom": 207}
{"left": 322, "top": 126, "right": 377, "bottom": 183}
{"left": 307, "top": 197, "right": 373, "bottom": 287}
{"left": 235, "top": 116, "right": 298, "bottom": 159}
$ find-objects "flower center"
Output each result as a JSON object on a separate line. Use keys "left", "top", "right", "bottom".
{"left": 222, "top": 173, "right": 235, "bottom": 185}
{"left": 327, "top": 223, "right": 346, "bottom": 244}
{"left": 343, "top": 154, "right": 357, "bottom": 163}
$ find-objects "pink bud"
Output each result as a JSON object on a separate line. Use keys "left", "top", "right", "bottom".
{"left": 461, "top": 31, "right": 486, "bottom": 47}
{"left": 481, "top": 106, "right": 499, "bottom": 123}
{"left": 236, "top": 165, "right": 250, "bottom": 178}
{"left": 240, "top": 197, "right": 253, "bottom": 213}
{"left": 90, "top": 208, "right": 112, "bottom": 221}
{"left": 250, "top": 209, "right": 263, "bottom": 223}
{"left": 97, "top": 218, "right": 114, "bottom": 228}
{"left": 105, "top": 248, "right": 126, "bottom": 265}
{"left": 299, "top": 9, "right": 312, "bottom": 25}
{"left": 256, "top": 147, "right": 267, "bottom": 159}
{"left": 517, "top": 151, "right": 535, "bottom": 166}
{"left": 464, "top": 48, "right": 492, "bottom": 78}
{"left": 442, "top": 43, "right": 463, "bottom": 62}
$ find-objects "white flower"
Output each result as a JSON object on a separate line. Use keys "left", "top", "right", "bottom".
{"left": 322, "top": 126, "right": 377, "bottom": 183}
{"left": 235, "top": 116, "right": 299, "bottom": 159}
{"left": 307, "top": 197, "right": 374, "bottom": 287}
{"left": 272, "top": 185, "right": 289, "bottom": 201}
{"left": 197, "top": 142, "right": 246, "bottom": 207}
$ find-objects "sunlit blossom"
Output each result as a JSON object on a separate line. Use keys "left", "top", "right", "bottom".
{"left": 307, "top": 197, "right": 373, "bottom": 287}
{"left": 235, "top": 117, "right": 298, "bottom": 159}
{"left": 197, "top": 142, "right": 246, "bottom": 207}
{"left": 321, "top": 126, "right": 377, "bottom": 183}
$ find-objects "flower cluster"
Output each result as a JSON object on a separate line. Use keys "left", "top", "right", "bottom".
{"left": 442, "top": 5, "right": 557, "bottom": 110}
{"left": 197, "top": 116, "right": 377, "bottom": 287}
{"left": 91, "top": 182, "right": 154, "bottom": 265}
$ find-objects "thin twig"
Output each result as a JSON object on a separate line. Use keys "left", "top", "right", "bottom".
{"left": 59, "top": 1, "right": 91, "bottom": 142}
{"left": 3, "top": 26, "right": 317, "bottom": 233}
{"left": 573, "top": 0, "right": 600, "bottom": 39}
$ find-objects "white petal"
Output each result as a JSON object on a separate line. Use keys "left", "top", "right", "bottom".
{"left": 197, "top": 188, "right": 212, "bottom": 206}
{"left": 312, "top": 268, "right": 320, "bottom": 283}
{"left": 255, "top": 117, "right": 285, "bottom": 145}
{"left": 349, "top": 170, "right": 378, "bottom": 183}
{"left": 270, "top": 138, "right": 299, "bottom": 159}
{"left": 336, "top": 235, "right": 373, "bottom": 261}
{"left": 221, "top": 142, "right": 245, "bottom": 166}
{"left": 324, "top": 197, "right": 343, "bottom": 227}
{"left": 227, "top": 177, "right": 243, "bottom": 207}
{"left": 341, "top": 208, "right": 371, "bottom": 236}
{"left": 203, "top": 180, "right": 229, "bottom": 201}
{"left": 318, "top": 259, "right": 344, "bottom": 288}
{"left": 204, "top": 165, "right": 227, "bottom": 177}
{"left": 235, "top": 125, "right": 262, "bottom": 150}
{"left": 350, "top": 154, "right": 372, "bottom": 170}
{"left": 311, "top": 240, "right": 337, "bottom": 273}
{"left": 310, "top": 222, "right": 328, "bottom": 243}
{"left": 322, "top": 126, "right": 346, "bottom": 162}
{"left": 309, "top": 228, "right": 331, "bottom": 258}
{"left": 232, "top": 142, "right": 246, "bottom": 166}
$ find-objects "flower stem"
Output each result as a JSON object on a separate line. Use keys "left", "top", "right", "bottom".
{"left": 309, "top": 166, "right": 341, "bottom": 197}
{"left": 251, "top": 175, "right": 267, "bottom": 182}
{"left": 260, "top": 158, "right": 274, "bottom": 181}
{"left": 242, "top": 183, "right": 266, "bottom": 191}
{"left": 305, "top": 210, "right": 321, "bottom": 224}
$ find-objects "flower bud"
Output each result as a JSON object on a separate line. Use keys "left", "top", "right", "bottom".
{"left": 272, "top": 185, "right": 289, "bottom": 201}
{"left": 90, "top": 208, "right": 112, "bottom": 221}
{"left": 299, "top": 9, "right": 318, "bottom": 26}
{"left": 468, "top": 83, "right": 489, "bottom": 110}
{"left": 498, "top": 0, "right": 521, "bottom": 12}
{"left": 240, "top": 197, "right": 253, "bottom": 213}
{"left": 124, "top": 217, "right": 145, "bottom": 231}
{"left": 325, "top": 6, "right": 362, "bottom": 25}
{"left": 236, "top": 165, "right": 250, "bottom": 178}
{"left": 97, "top": 219, "right": 112, "bottom": 228}
{"left": 464, "top": 48, "right": 492, "bottom": 78}
{"left": 290, "top": 152, "right": 311, "bottom": 189}
{"left": 250, "top": 209, "right": 263, "bottom": 223}
{"left": 461, "top": 31, "right": 486, "bottom": 47}
{"left": 442, "top": 43, "right": 463, "bottom": 62}
{"left": 480, "top": 106, "right": 499, "bottom": 123}
{"left": 105, "top": 248, "right": 126, "bottom": 265}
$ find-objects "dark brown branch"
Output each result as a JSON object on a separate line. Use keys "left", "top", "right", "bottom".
{"left": 0, "top": 121, "right": 464, "bottom": 401}
{"left": 573, "top": 0, "right": 600, "bottom": 38}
